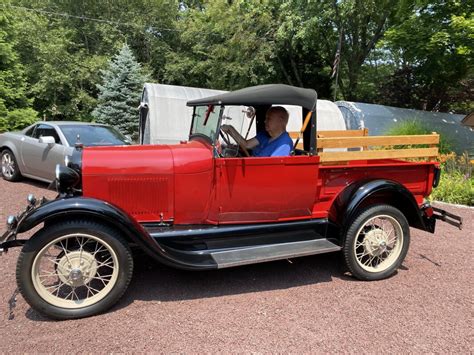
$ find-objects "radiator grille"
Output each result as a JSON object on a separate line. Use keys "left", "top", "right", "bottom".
{"left": 108, "top": 177, "right": 170, "bottom": 215}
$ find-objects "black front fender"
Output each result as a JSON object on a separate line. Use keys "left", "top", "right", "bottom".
{"left": 13, "top": 197, "right": 216, "bottom": 270}
{"left": 16, "top": 197, "right": 161, "bottom": 250}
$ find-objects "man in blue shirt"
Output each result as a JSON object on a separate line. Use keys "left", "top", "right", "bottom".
{"left": 221, "top": 106, "right": 293, "bottom": 157}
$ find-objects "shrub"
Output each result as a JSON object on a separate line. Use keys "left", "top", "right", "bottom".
{"left": 0, "top": 107, "right": 38, "bottom": 133}
{"left": 431, "top": 153, "right": 474, "bottom": 206}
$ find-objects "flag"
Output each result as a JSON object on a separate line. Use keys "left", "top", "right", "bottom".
{"left": 331, "top": 48, "right": 340, "bottom": 79}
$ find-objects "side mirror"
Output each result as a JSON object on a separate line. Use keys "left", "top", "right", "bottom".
{"left": 39, "top": 136, "right": 56, "bottom": 145}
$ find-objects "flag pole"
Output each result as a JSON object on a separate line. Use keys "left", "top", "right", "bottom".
{"left": 333, "top": 28, "right": 343, "bottom": 101}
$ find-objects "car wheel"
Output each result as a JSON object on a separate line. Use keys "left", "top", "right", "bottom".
{"left": 343, "top": 204, "right": 410, "bottom": 281}
{"left": 1, "top": 149, "right": 22, "bottom": 181}
{"left": 16, "top": 220, "right": 134, "bottom": 320}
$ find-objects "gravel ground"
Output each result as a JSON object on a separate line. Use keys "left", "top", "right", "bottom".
{"left": 0, "top": 178, "right": 472, "bottom": 353}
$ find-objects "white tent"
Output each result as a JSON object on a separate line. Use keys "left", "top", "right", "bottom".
{"left": 140, "top": 83, "right": 346, "bottom": 145}
{"left": 140, "top": 83, "right": 226, "bottom": 144}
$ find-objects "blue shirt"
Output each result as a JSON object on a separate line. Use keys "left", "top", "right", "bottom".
{"left": 252, "top": 131, "right": 293, "bottom": 157}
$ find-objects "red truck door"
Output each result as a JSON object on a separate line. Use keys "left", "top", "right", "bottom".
{"left": 213, "top": 155, "right": 320, "bottom": 224}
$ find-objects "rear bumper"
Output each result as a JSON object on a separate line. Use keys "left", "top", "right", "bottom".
{"left": 421, "top": 203, "right": 463, "bottom": 233}
{"left": 432, "top": 206, "right": 463, "bottom": 230}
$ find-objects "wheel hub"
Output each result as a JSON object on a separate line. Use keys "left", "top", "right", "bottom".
{"left": 364, "top": 228, "right": 389, "bottom": 257}
{"left": 1, "top": 154, "right": 13, "bottom": 177}
{"left": 56, "top": 251, "right": 98, "bottom": 286}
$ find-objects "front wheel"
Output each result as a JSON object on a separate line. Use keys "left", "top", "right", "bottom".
{"left": 1, "top": 149, "right": 22, "bottom": 181}
{"left": 16, "top": 220, "right": 134, "bottom": 319}
{"left": 343, "top": 205, "right": 410, "bottom": 281}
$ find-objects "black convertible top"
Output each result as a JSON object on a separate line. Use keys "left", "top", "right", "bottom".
{"left": 187, "top": 84, "right": 317, "bottom": 111}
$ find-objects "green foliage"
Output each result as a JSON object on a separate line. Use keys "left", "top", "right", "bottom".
{"left": 386, "top": 120, "right": 452, "bottom": 154}
{"left": 430, "top": 153, "right": 474, "bottom": 206}
{"left": 382, "top": 0, "right": 474, "bottom": 112}
{"left": 164, "top": 1, "right": 275, "bottom": 90}
{"left": 4, "top": 0, "right": 177, "bottom": 121}
{"left": 92, "top": 44, "right": 148, "bottom": 138}
{"left": 0, "top": 10, "right": 38, "bottom": 131}
{"left": 0, "top": 0, "right": 472, "bottom": 122}
{"left": 4, "top": 107, "right": 38, "bottom": 131}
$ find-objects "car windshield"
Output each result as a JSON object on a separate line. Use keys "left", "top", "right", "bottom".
{"left": 190, "top": 105, "right": 222, "bottom": 143}
{"left": 60, "top": 125, "right": 131, "bottom": 147}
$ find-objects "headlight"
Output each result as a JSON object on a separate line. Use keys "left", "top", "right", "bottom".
{"left": 27, "top": 194, "right": 37, "bottom": 205}
{"left": 6, "top": 215, "right": 17, "bottom": 229}
{"left": 55, "top": 164, "right": 80, "bottom": 192}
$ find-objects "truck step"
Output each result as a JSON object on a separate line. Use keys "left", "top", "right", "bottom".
{"left": 211, "top": 239, "right": 341, "bottom": 269}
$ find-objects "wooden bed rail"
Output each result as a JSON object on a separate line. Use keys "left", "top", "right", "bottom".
{"left": 289, "top": 129, "right": 369, "bottom": 150}
{"left": 289, "top": 129, "right": 439, "bottom": 162}
{"left": 289, "top": 129, "right": 368, "bottom": 140}
{"left": 318, "top": 132, "right": 439, "bottom": 162}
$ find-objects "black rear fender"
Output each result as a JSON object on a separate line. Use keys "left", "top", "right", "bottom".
{"left": 330, "top": 179, "right": 431, "bottom": 236}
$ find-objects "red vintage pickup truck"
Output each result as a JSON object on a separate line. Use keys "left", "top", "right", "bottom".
{"left": 0, "top": 84, "right": 462, "bottom": 319}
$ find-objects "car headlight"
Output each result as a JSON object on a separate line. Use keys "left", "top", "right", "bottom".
{"left": 55, "top": 164, "right": 80, "bottom": 192}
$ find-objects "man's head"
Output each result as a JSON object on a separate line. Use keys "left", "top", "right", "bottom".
{"left": 265, "top": 106, "right": 289, "bottom": 137}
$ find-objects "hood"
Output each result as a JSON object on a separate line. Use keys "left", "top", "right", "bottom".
{"left": 81, "top": 140, "right": 213, "bottom": 222}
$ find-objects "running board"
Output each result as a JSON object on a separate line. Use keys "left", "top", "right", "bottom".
{"left": 211, "top": 239, "right": 341, "bottom": 269}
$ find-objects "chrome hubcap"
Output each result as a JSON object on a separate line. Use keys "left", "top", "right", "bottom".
{"left": 363, "top": 229, "right": 389, "bottom": 257}
{"left": 1, "top": 153, "right": 15, "bottom": 178}
{"left": 56, "top": 250, "right": 98, "bottom": 287}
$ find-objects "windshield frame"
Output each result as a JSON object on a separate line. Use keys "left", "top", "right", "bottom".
{"left": 189, "top": 105, "right": 224, "bottom": 146}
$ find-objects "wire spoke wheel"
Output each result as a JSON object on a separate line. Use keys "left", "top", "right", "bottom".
{"left": 32, "top": 233, "right": 119, "bottom": 308}
{"left": 353, "top": 215, "right": 403, "bottom": 273}
{"left": 18, "top": 221, "right": 133, "bottom": 319}
{"left": 343, "top": 204, "right": 410, "bottom": 281}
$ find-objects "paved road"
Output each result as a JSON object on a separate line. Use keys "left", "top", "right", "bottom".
{"left": 0, "top": 178, "right": 472, "bottom": 352}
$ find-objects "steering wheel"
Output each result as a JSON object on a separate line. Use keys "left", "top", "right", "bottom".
{"left": 238, "top": 142, "right": 251, "bottom": 157}
{"left": 219, "top": 130, "right": 232, "bottom": 146}
{"left": 219, "top": 127, "right": 251, "bottom": 157}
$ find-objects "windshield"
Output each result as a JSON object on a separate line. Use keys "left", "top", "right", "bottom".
{"left": 190, "top": 105, "right": 222, "bottom": 143}
{"left": 61, "top": 125, "right": 131, "bottom": 147}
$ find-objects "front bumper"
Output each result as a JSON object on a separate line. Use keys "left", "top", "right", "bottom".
{"left": 0, "top": 195, "right": 50, "bottom": 254}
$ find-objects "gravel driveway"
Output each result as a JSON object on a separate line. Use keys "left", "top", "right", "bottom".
{"left": 0, "top": 178, "right": 472, "bottom": 352}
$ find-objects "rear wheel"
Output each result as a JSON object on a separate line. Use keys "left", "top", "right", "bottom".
{"left": 16, "top": 220, "right": 133, "bottom": 319}
{"left": 1, "top": 149, "right": 22, "bottom": 181}
{"left": 343, "top": 205, "right": 410, "bottom": 281}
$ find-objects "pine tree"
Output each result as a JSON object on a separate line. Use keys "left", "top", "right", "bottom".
{"left": 92, "top": 44, "right": 148, "bottom": 138}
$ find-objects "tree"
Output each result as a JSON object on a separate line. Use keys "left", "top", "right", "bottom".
{"left": 92, "top": 44, "right": 148, "bottom": 138}
{"left": 0, "top": 11, "right": 38, "bottom": 132}
{"left": 382, "top": 0, "right": 473, "bottom": 112}
{"left": 164, "top": 0, "right": 276, "bottom": 90}
{"left": 6, "top": 0, "right": 178, "bottom": 121}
